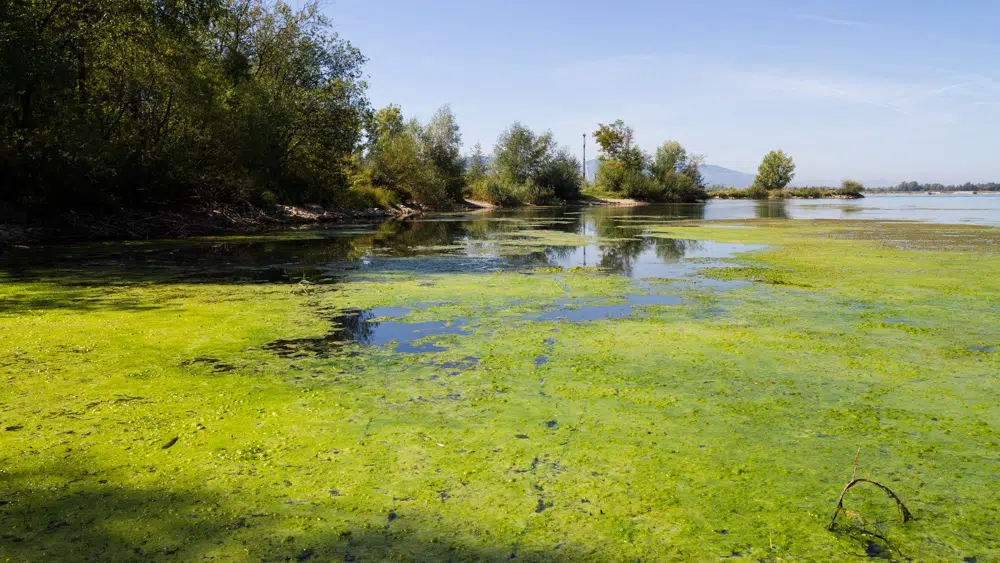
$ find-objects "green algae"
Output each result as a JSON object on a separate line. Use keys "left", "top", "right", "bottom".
{"left": 1, "top": 218, "right": 999, "bottom": 562}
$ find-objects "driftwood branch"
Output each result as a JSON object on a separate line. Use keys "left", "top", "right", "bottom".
{"left": 828, "top": 445, "right": 913, "bottom": 532}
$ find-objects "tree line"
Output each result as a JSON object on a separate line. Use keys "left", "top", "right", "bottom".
{"left": 1, "top": 0, "right": 872, "bottom": 219}
{"left": 0, "top": 1, "right": 714, "bottom": 217}
{"left": 2, "top": 0, "right": 370, "bottom": 214}
{"left": 704, "top": 149, "right": 864, "bottom": 199}
{"left": 589, "top": 120, "right": 708, "bottom": 203}
{"left": 870, "top": 182, "right": 1000, "bottom": 193}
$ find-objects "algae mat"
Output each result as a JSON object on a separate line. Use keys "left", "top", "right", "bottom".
{"left": 1, "top": 219, "right": 998, "bottom": 561}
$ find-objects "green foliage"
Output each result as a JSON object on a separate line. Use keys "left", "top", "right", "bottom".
{"left": 880, "top": 181, "right": 1000, "bottom": 193}
{"left": 492, "top": 122, "right": 555, "bottom": 186}
{"left": 484, "top": 123, "right": 581, "bottom": 204}
{"left": 839, "top": 179, "right": 865, "bottom": 197}
{"left": 422, "top": 105, "right": 466, "bottom": 202}
{"left": 648, "top": 141, "right": 708, "bottom": 203}
{"left": 596, "top": 162, "right": 659, "bottom": 200}
{"left": 592, "top": 120, "right": 643, "bottom": 169}
{"left": 465, "top": 142, "right": 487, "bottom": 185}
{"left": 709, "top": 185, "right": 865, "bottom": 200}
{"left": 1, "top": 0, "right": 370, "bottom": 212}
{"left": 534, "top": 148, "right": 583, "bottom": 200}
{"left": 593, "top": 130, "right": 707, "bottom": 202}
{"left": 467, "top": 177, "right": 522, "bottom": 207}
{"left": 351, "top": 104, "right": 464, "bottom": 209}
{"left": 753, "top": 150, "right": 796, "bottom": 191}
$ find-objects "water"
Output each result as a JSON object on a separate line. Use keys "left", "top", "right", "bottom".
{"left": 703, "top": 195, "right": 1000, "bottom": 226}
{"left": 3, "top": 197, "right": 996, "bottom": 284}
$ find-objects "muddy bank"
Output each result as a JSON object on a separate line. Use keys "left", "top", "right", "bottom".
{"left": 1, "top": 196, "right": 660, "bottom": 247}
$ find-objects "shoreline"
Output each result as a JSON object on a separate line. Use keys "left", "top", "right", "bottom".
{"left": 0, "top": 204, "right": 404, "bottom": 248}
{"left": 0, "top": 196, "right": 651, "bottom": 247}
{"left": 6, "top": 191, "right": 994, "bottom": 247}
{"left": 865, "top": 191, "right": 1000, "bottom": 196}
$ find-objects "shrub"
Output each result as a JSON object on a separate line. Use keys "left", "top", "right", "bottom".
{"left": 468, "top": 178, "right": 521, "bottom": 207}
{"left": 596, "top": 164, "right": 661, "bottom": 200}
{"left": 516, "top": 181, "right": 556, "bottom": 205}
{"left": 839, "top": 180, "right": 865, "bottom": 198}
{"left": 535, "top": 150, "right": 582, "bottom": 200}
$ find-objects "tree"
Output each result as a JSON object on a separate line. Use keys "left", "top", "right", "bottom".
{"left": 753, "top": 150, "right": 796, "bottom": 191}
{"left": 422, "top": 105, "right": 465, "bottom": 201}
{"left": 593, "top": 120, "right": 643, "bottom": 169}
{"left": 1, "top": 0, "right": 370, "bottom": 212}
{"left": 648, "top": 141, "right": 708, "bottom": 203}
{"left": 839, "top": 180, "right": 864, "bottom": 197}
{"left": 492, "top": 122, "right": 554, "bottom": 186}
{"left": 536, "top": 148, "right": 582, "bottom": 200}
{"left": 358, "top": 104, "right": 464, "bottom": 208}
{"left": 466, "top": 143, "right": 487, "bottom": 184}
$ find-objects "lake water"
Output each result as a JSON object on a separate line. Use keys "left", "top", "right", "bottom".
{"left": 4, "top": 196, "right": 996, "bottom": 284}
{"left": 703, "top": 195, "right": 1000, "bottom": 226}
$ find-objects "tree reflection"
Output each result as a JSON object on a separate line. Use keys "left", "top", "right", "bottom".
{"left": 755, "top": 200, "right": 790, "bottom": 219}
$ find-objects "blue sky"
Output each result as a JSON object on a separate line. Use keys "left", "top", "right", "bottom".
{"left": 326, "top": 0, "right": 1000, "bottom": 185}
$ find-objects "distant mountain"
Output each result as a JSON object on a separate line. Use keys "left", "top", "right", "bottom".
{"left": 699, "top": 165, "right": 755, "bottom": 189}
{"left": 584, "top": 160, "right": 756, "bottom": 189}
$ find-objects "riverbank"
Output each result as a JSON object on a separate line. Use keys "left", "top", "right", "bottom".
{"left": 0, "top": 203, "right": 407, "bottom": 248}
{"left": 0, "top": 195, "right": 665, "bottom": 247}
{"left": 865, "top": 191, "right": 1000, "bottom": 196}
{"left": 709, "top": 188, "right": 864, "bottom": 200}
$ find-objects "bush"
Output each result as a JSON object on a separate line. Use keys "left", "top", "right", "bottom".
{"left": 535, "top": 150, "right": 582, "bottom": 200}
{"left": 468, "top": 178, "right": 520, "bottom": 207}
{"left": 595, "top": 164, "right": 662, "bottom": 200}
{"left": 663, "top": 173, "right": 709, "bottom": 203}
{"left": 516, "top": 181, "right": 556, "bottom": 205}
{"left": 838, "top": 180, "right": 865, "bottom": 198}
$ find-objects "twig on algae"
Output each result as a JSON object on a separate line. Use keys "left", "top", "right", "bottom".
{"left": 828, "top": 444, "right": 913, "bottom": 532}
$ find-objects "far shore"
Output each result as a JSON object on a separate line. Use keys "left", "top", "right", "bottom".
{"left": 867, "top": 191, "right": 1000, "bottom": 196}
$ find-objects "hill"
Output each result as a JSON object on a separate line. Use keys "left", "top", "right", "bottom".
{"left": 584, "top": 160, "right": 755, "bottom": 188}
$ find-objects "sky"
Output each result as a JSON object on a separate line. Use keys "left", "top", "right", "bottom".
{"left": 324, "top": 0, "right": 1000, "bottom": 186}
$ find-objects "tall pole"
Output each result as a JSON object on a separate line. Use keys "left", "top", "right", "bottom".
{"left": 582, "top": 133, "right": 587, "bottom": 183}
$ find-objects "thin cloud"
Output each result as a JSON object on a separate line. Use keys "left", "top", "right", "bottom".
{"left": 554, "top": 53, "right": 989, "bottom": 119}
{"left": 796, "top": 13, "right": 873, "bottom": 28}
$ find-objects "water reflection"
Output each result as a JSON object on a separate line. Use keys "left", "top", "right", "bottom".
{"left": 265, "top": 306, "right": 472, "bottom": 356}
{"left": 7, "top": 196, "right": 993, "bottom": 283}
{"left": 3, "top": 204, "right": 718, "bottom": 281}
{"left": 755, "top": 200, "right": 790, "bottom": 219}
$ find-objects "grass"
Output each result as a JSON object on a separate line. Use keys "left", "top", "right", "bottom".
{"left": 1, "top": 219, "right": 998, "bottom": 561}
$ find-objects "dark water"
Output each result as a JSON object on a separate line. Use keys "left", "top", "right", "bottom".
{"left": 3, "top": 197, "right": 996, "bottom": 284}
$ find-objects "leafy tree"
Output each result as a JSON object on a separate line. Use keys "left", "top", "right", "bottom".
{"left": 422, "top": 105, "right": 465, "bottom": 201}
{"left": 492, "top": 122, "right": 554, "bottom": 186}
{"left": 753, "top": 150, "right": 796, "bottom": 191}
{"left": 594, "top": 134, "right": 707, "bottom": 202}
{"left": 1, "top": 0, "right": 369, "bottom": 213}
{"left": 465, "top": 143, "right": 487, "bottom": 184}
{"left": 593, "top": 120, "right": 643, "bottom": 169}
{"left": 355, "top": 104, "right": 463, "bottom": 208}
{"left": 468, "top": 123, "right": 582, "bottom": 206}
{"left": 839, "top": 179, "right": 864, "bottom": 197}
{"left": 535, "top": 148, "right": 582, "bottom": 200}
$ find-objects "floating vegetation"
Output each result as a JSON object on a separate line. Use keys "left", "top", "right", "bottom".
{"left": 828, "top": 446, "right": 914, "bottom": 558}
{"left": 1, "top": 207, "right": 999, "bottom": 561}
